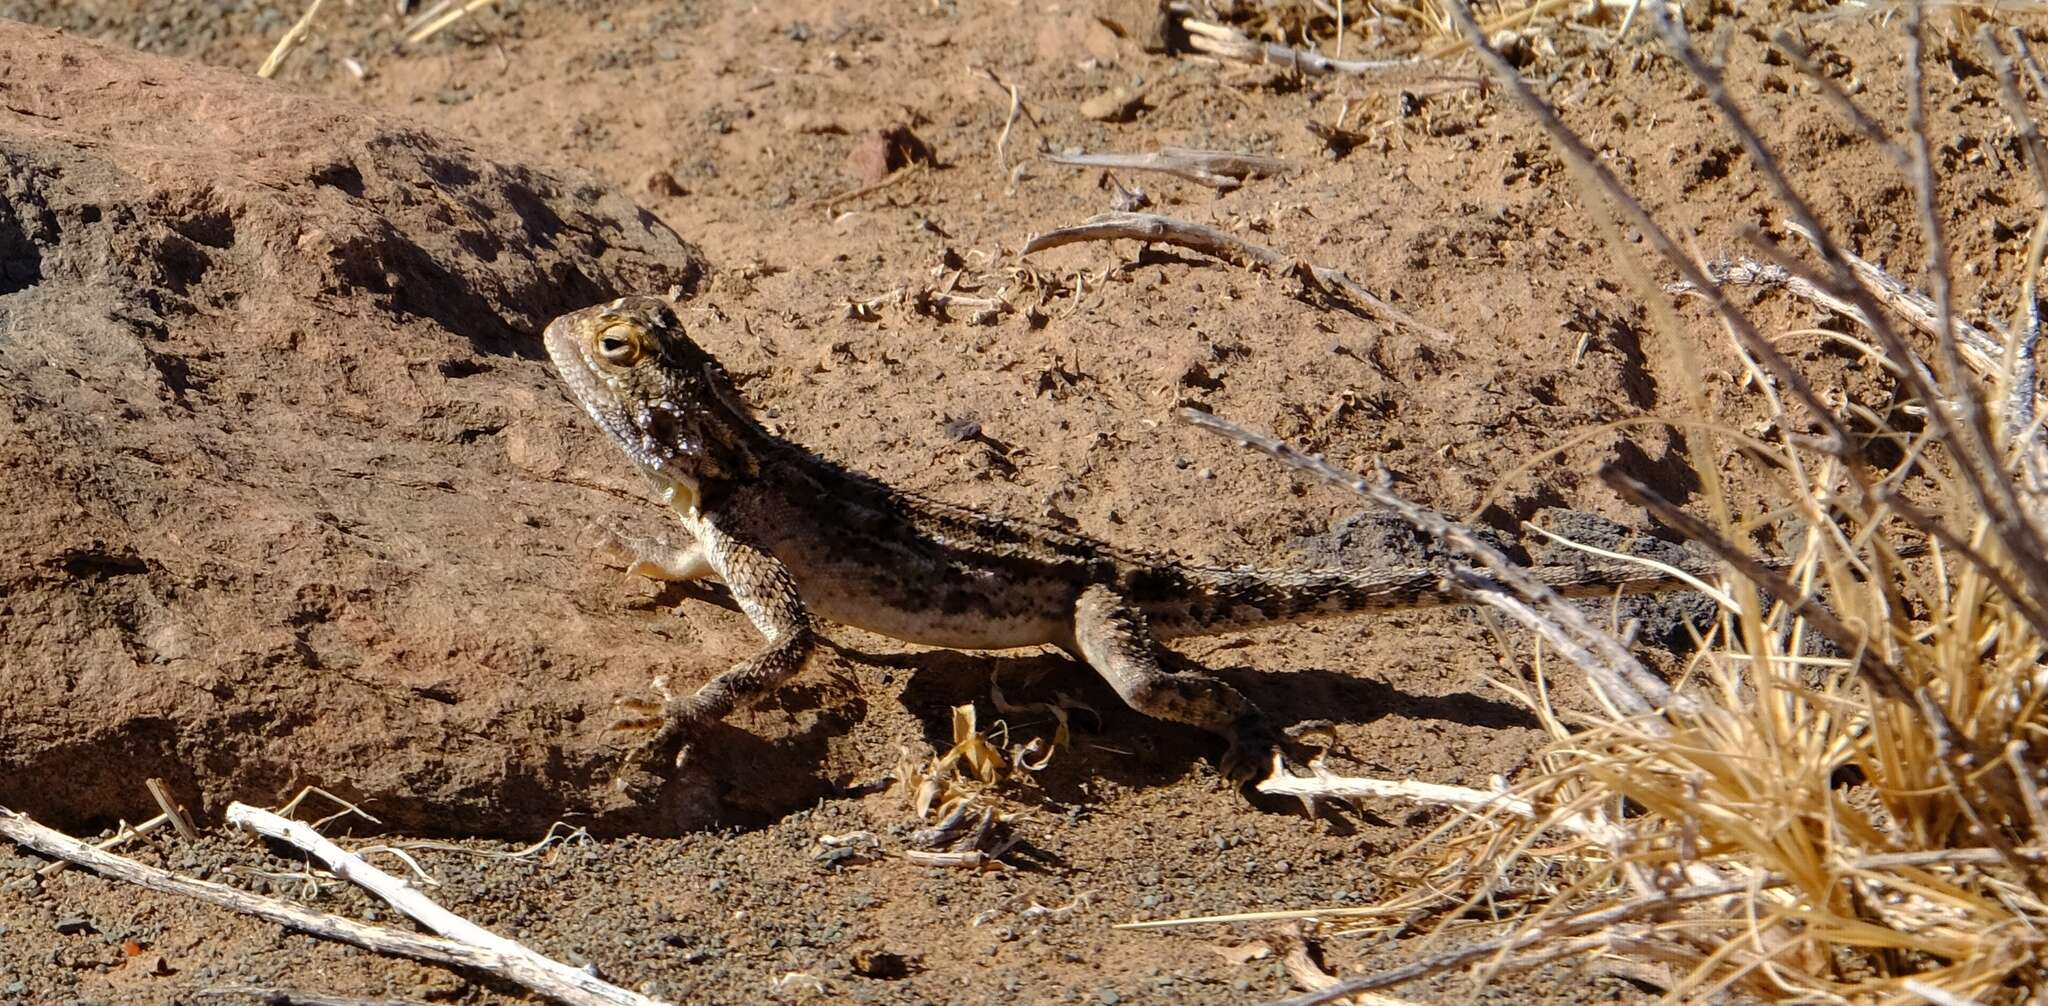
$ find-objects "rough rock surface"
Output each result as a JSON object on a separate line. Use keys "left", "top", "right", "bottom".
{"left": 0, "top": 21, "right": 717, "bottom": 835}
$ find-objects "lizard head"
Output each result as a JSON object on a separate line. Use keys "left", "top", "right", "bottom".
{"left": 542, "top": 295, "right": 754, "bottom": 508}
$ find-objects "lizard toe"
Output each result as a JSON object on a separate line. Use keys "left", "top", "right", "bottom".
{"left": 1219, "top": 718, "right": 1284, "bottom": 785}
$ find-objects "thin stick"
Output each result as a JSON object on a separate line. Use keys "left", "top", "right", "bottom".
{"left": 1709, "top": 231, "right": 2008, "bottom": 379}
{"left": 1707, "top": 231, "right": 2048, "bottom": 484}
{"left": 0, "top": 808, "right": 661, "bottom": 1006}
{"left": 1260, "top": 877, "right": 1776, "bottom": 1006}
{"left": 1180, "top": 409, "right": 1676, "bottom": 720}
{"left": 1253, "top": 764, "right": 1626, "bottom": 847}
{"left": 978, "top": 66, "right": 1036, "bottom": 176}
{"left": 1024, "top": 211, "right": 1294, "bottom": 269}
{"left": 998, "top": 84, "right": 1021, "bottom": 173}
{"left": 197, "top": 988, "right": 434, "bottom": 1006}
{"left": 35, "top": 813, "right": 168, "bottom": 880}
{"left": 1022, "top": 212, "right": 1450, "bottom": 342}
{"left": 1181, "top": 19, "right": 1419, "bottom": 75}
{"left": 146, "top": 778, "right": 199, "bottom": 843}
{"left": 404, "top": 0, "right": 497, "bottom": 45}
{"left": 806, "top": 163, "right": 928, "bottom": 212}
{"left": 1044, "top": 148, "right": 1293, "bottom": 191}
{"left": 224, "top": 804, "right": 658, "bottom": 1006}
{"left": 258, "top": 0, "right": 328, "bottom": 78}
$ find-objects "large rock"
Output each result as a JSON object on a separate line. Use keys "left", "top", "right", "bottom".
{"left": 0, "top": 21, "right": 764, "bottom": 835}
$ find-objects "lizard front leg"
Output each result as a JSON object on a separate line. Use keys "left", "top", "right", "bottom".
{"left": 612, "top": 513, "right": 816, "bottom": 787}
{"left": 1070, "top": 584, "right": 1279, "bottom": 783}
{"left": 591, "top": 515, "right": 716, "bottom": 582}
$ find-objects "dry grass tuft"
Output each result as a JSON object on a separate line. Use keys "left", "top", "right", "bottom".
{"left": 1202, "top": 0, "right": 1654, "bottom": 59}
{"left": 1181, "top": 4, "right": 2048, "bottom": 1003}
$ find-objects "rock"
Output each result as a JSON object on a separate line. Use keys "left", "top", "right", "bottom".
{"left": 1079, "top": 86, "right": 1147, "bottom": 123}
{"left": 842, "top": 124, "right": 933, "bottom": 188}
{"left": 0, "top": 22, "right": 821, "bottom": 836}
{"left": 1095, "top": 1, "right": 1180, "bottom": 54}
{"left": 643, "top": 169, "right": 688, "bottom": 197}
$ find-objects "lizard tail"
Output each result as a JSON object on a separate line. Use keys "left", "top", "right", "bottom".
{"left": 1131, "top": 561, "right": 1701, "bottom": 639}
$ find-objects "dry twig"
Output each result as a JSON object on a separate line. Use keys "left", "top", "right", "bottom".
{"left": 1022, "top": 212, "right": 1449, "bottom": 342}
{"left": 224, "top": 803, "right": 659, "bottom": 1006}
{"left": 0, "top": 807, "right": 661, "bottom": 1006}
{"left": 1045, "top": 148, "right": 1292, "bottom": 191}
{"left": 1179, "top": 408, "right": 1674, "bottom": 719}
{"left": 258, "top": 0, "right": 328, "bottom": 78}
{"left": 404, "top": 0, "right": 498, "bottom": 45}
{"left": 1181, "top": 18, "right": 1421, "bottom": 75}
{"left": 197, "top": 988, "right": 434, "bottom": 1006}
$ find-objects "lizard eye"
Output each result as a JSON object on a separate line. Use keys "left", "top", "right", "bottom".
{"left": 595, "top": 325, "right": 642, "bottom": 365}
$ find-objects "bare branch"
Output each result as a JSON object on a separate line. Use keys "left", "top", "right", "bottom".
{"left": 1045, "top": 148, "right": 1293, "bottom": 192}
{"left": 1022, "top": 211, "right": 1450, "bottom": 342}
{"left": 1181, "top": 18, "right": 1420, "bottom": 75}
{"left": 1442, "top": 0, "right": 1857, "bottom": 462}
{"left": 1180, "top": 408, "right": 1677, "bottom": 719}
{"left": 0, "top": 807, "right": 664, "bottom": 1006}
{"left": 197, "top": 987, "right": 434, "bottom": 1006}
{"left": 225, "top": 803, "right": 657, "bottom": 1006}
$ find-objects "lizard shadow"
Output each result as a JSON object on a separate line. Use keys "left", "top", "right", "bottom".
{"left": 583, "top": 586, "right": 1538, "bottom": 835}
{"left": 577, "top": 679, "right": 872, "bottom": 838}
{"left": 841, "top": 640, "right": 1539, "bottom": 817}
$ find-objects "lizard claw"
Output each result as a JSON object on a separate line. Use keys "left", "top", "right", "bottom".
{"left": 606, "top": 676, "right": 698, "bottom": 792}
{"left": 586, "top": 516, "right": 654, "bottom": 570}
{"left": 608, "top": 719, "right": 700, "bottom": 793}
{"left": 1222, "top": 719, "right": 1330, "bottom": 815}
{"left": 1220, "top": 718, "right": 1286, "bottom": 785}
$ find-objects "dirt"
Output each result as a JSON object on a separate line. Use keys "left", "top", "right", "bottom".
{"left": 0, "top": 2, "right": 2037, "bottom": 1004}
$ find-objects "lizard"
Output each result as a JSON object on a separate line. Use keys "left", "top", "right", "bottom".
{"left": 542, "top": 295, "right": 1680, "bottom": 788}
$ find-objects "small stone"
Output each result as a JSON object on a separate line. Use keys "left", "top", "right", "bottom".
{"left": 849, "top": 949, "right": 910, "bottom": 979}
{"left": 643, "top": 170, "right": 687, "bottom": 197}
{"left": 843, "top": 125, "right": 932, "bottom": 187}
{"left": 1080, "top": 87, "right": 1146, "bottom": 122}
{"left": 941, "top": 415, "right": 982, "bottom": 442}
{"left": 54, "top": 918, "right": 94, "bottom": 935}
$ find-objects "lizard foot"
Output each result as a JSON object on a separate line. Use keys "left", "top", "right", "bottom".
{"left": 1223, "top": 719, "right": 1338, "bottom": 807}
{"left": 586, "top": 516, "right": 678, "bottom": 571}
{"left": 585, "top": 516, "right": 638, "bottom": 568}
{"left": 1219, "top": 716, "right": 1287, "bottom": 785}
{"left": 606, "top": 676, "right": 702, "bottom": 793}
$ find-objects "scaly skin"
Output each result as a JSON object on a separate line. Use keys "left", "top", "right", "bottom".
{"left": 542, "top": 296, "right": 1671, "bottom": 786}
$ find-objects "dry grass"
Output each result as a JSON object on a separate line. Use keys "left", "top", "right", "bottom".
{"left": 1206, "top": 0, "right": 1656, "bottom": 58}
{"left": 1180, "top": 4, "right": 2048, "bottom": 1003}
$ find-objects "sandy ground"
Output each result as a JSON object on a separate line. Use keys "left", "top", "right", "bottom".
{"left": 1, "top": 1, "right": 2040, "bottom": 1003}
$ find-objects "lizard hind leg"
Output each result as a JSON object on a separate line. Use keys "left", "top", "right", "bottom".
{"left": 1071, "top": 584, "right": 1280, "bottom": 783}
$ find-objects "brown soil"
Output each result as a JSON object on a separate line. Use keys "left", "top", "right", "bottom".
{"left": 0, "top": 3, "right": 2035, "bottom": 1003}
